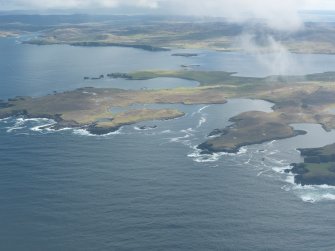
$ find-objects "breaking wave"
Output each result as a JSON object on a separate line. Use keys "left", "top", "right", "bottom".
{"left": 248, "top": 144, "right": 335, "bottom": 203}
{"left": 188, "top": 146, "right": 248, "bottom": 163}
{"left": 4, "top": 117, "right": 56, "bottom": 133}
{"left": 73, "top": 128, "right": 123, "bottom": 137}
{"left": 197, "top": 116, "right": 207, "bottom": 128}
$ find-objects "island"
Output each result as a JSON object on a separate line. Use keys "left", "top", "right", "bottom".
{"left": 286, "top": 144, "right": 335, "bottom": 185}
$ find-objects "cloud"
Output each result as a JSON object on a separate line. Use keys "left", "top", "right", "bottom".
{"left": 159, "top": 0, "right": 305, "bottom": 31}
{"left": 237, "top": 33, "right": 304, "bottom": 76}
{"left": 0, "top": 0, "right": 159, "bottom": 10}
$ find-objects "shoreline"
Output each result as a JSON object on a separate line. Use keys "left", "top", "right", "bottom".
{"left": 198, "top": 129, "right": 307, "bottom": 154}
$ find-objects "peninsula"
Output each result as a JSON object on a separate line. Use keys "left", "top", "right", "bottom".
{"left": 0, "top": 86, "right": 227, "bottom": 134}
{"left": 2, "top": 70, "right": 335, "bottom": 185}
{"left": 105, "top": 70, "right": 335, "bottom": 145}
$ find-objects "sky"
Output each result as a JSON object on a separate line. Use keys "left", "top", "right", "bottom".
{"left": 1, "top": 0, "right": 335, "bottom": 30}
{"left": 1, "top": 0, "right": 335, "bottom": 11}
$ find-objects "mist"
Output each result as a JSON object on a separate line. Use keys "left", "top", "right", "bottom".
{"left": 235, "top": 33, "right": 305, "bottom": 76}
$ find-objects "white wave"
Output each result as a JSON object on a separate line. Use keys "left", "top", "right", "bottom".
{"left": 244, "top": 157, "right": 252, "bottom": 165}
{"left": 266, "top": 140, "right": 277, "bottom": 146}
{"left": 169, "top": 134, "right": 191, "bottom": 142}
{"left": 198, "top": 105, "right": 210, "bottom": 113}
{"left": 280, "top": 178, "right": 335, "bottom": 203}
{"left": 272, "top": 165, "right": 290, "bottom": 174}
{"left": 267, "top": 158, "right": 287, "bottom": 166}
{"left": 281, "top": 184, "right": 291, "bottom": 192}
{"left": 51, "top": 127, "right": 72, "bottom": 132}
{"left": 6, "top": 118, "right": 27, "bottom": 132}
{"left": 169, "top": 136, "right": 193, "bottom": 148}
{"left": 268, "top": 150, "right": 279, "bottom": 155}
{"left": 197, "top": 116, "right": 207, "bottom": 128}
{"left": 6, "top": 126, "right": 24, "bottom": 132}
{"left": 23, "top": 118, "right": 52, "bottom": 123}
{"left": 188, "top": 149, "right": 224, "bottom": 163}
{"left": 73, "top": 129, "right": 93, "bottom": 136}
{"left": 180, "top": 128, "right": 195, "bottom": 133}
{"left": 284, "top": 174, "right": 296, "bottom": 185}
{"left": 31, "top": 125, "right": 49, "bottom": 132}
{"left": 0, "top": 117, "right": 10, "bottom": 122}
{"left": 300, "top": 194, "right": 317, "bottom": 203}
{"left": 160, "top": 130, "right": 172, "bottom": 134}
{"left": 73, "top": 128, "right": 122, "bottom": 137}
{"left": 15, "top": 132, "right": 30, "bottom": 136}
{"left": 323, "top": 193, "right": 335, "bottom": 200}
{"left": 134, "top": 126, "right": 157, "bottom": 131}
{"left": 191, "top": 105, "right": 211, "bottom": 117}
{"left": 318, "top": 184, "right": 335, "bottom": 189}
{"left": 238, "top": 147, "right": 247, "bottom": 155}
{"left": 30, "top": 122, "right": 57, "bottom": 132}
{"left": 238, "top": 141, "right": 335, "bottom": 204}
{"left": 257, "top": 170, "right": 266, "bottom": 176}
{"left": 4, "top": 117, "right": 58, "bottom": 133}
{"left": 298, "top": 192, "right": 335, "bottom": 203}
{"left": 188, "top": 145, "right": 248, "bottom": 163}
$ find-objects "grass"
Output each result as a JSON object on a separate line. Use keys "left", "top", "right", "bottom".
{"left": 96, "top": 109, "right": 184, "bottom": 128}
{"left": 300, "top": 163, "right": 335, "bottom": 184}
{"left": 199, "top": 111, "right": 299, "bottom": 152}
{"left": 128, "top": 70, "right": 264, "bottom": 86}
{"left": 17, "top": 17, "right": 335, "bottom": 54}
{"left": 304, "top": 163, "right": 335, "bottom": 175}
{"left": 0, "top": 86, "right": 227, "bottom": 128}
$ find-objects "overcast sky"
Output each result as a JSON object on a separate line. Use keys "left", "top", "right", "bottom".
{"left": 1, "top": 0, "right": 335, "bottom": 30}
{"left": 1, "top": 0, "right": 335, "bottom": 10}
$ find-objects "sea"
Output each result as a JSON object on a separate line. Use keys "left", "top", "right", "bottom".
{"left": 1, "top": 37, "right": 335, "bottom": 251}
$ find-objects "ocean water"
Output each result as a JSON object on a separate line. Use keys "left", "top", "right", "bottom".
{"left": 1, "top": 38, "right": 335, "bottom": 251}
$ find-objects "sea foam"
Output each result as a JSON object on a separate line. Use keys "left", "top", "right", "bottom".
{"left": 73, "top": 128, "right": 122, "bottom": 137}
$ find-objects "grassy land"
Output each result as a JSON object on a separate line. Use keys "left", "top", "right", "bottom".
{"left": 126, "top": 70, "right": 263, "bottom": 86}
{"left": 0, "top": 86, "right": 227, "bottom": 133}
{"left": 290, "top": 144, "right": 335, "bottom": 185}
{"left": 198, "top": 81, "right": 335, "bottom": 155}
{"left": 114, "top": 70, "right": 335, "bottom": 87}
{"left": 2, "top": 71, "right": 335, "bottom": 136}
{"left": 198, "top": 111, "right": 306, "bottom": 153}
{"left": 10, "top": 15, "right": 335, "bottom": 54}
{"left": 92, "top": 109, "right": 184, "bottom": 134}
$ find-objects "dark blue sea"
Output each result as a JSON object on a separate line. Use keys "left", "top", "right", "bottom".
{"left": 1, "top": 37, "right": 335, "bottom": 251}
